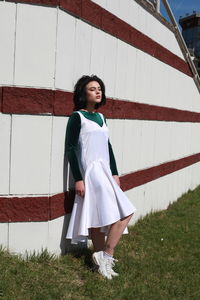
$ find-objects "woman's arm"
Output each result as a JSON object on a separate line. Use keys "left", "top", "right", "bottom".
{"left": 108, "top": 140, "right": 120, "bottom": 186}
{"left": 108, "top": 140, "right": 119, "bottom": 176}
{"left": 66, "top": 112, "right": 85, "bottom": 197}
{"left": 66, "top": 112, "right": 82, "bottom": 181}
{"left": 102, "top": 114, "right": 120, "bottom": 185}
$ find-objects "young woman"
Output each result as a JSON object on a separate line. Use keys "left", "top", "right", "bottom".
{"left": 66, "top": 75, "right": 136, "bottom": 279}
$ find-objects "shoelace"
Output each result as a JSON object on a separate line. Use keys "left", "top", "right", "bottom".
{"left": 111, "top": 258, "right": 118, "bottom": 267}
{"left": 106, "top": 258, "right": 118, "bottom": 272}
{"left": 105, "top": 259, "right": 112, "bottom": 273}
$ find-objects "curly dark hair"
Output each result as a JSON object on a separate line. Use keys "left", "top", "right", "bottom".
{"left": 73, "top": 75, "right": 106, "bottom": 111}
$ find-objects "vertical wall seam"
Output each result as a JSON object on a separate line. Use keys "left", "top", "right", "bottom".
{"left": 102, "top": 31, "right": 106, "bottom": 83}
{"left": 8, "top": 115, "right": 13, "bottom": 195}
{"left": 12, "top": 3, "right": 17, "bottom": 86}
{"left": 48, "top": 115, "right": 54, "bottom": 219}
{"left": 113, "top": 37, "right": 119, "bottom": 99}
{"left": 114, "top": 38, "right": 119, "bottom": 99}
{"left": 72, "top": 18, "right": 77, "bottom": 88}
{"left": 53, "top": 6, "right": 59, "bottom": 91}
{"left": 7, "top": 223, "right": 9, "bottom": 250}
{"left": 88, "top": 25, "right": 92, "bottom": 74}
{"left": 121, "top": 119, "right": 126, "bottom": 175}
{"left": 48, "top": 6, "right": 58, "bottom": 236}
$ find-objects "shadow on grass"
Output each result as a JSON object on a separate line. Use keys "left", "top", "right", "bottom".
{"left": 68, "top": 247, "right": 94, "bottom": 270}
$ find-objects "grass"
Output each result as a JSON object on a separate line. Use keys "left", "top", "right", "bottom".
{"left": 1, "top": 185, "right": 200, "bottom": 300}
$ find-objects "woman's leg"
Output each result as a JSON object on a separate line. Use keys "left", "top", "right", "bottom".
{"left": 104, "top": 214, "right": 133, "bottom": 256}
{"left": 90, "top": 228, "right": 105, "bottom": 252}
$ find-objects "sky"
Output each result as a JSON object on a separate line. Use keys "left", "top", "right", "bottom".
{"left": 160, "top": 0, "right": 200, "bottom": 30}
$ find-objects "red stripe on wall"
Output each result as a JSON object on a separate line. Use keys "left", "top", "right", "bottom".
{"left": 120, "top": 153, "right": 200, "bottom": 191}
{"left": 3, "top": 87, "right": 55, "bottom": 115}
{"left": 5, "top": 0, "right": 192, "bottom": 77}
{"left": 2, "top": 86, "right": 200, "bottom": 122}
{"left": 6, "top": 0, "right": 59, "bottom": 5}
{"left": 0, "top": 191, "right": 75, "bottom": 223}
{"left": 0, "top": 87, "right": 2, "bottom": 112}
{"left": 0, "top": 152, "right": 200, "bottom": 222}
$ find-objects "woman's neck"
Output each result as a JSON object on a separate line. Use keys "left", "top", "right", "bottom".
{"left": 81, "top": 105, "right": 96, "bottom": 113}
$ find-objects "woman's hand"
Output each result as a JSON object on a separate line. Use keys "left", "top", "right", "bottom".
{"left": 75, "top": 180, "right": 85, "bottom": 198}
{"left": 113, "top": 175, "right": 120, "bottom": 187}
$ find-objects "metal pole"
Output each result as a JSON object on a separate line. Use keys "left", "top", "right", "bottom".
{"left": 162, "top": 0, "right": 200, "bottom": 93}
{"left": 156, "top": 0, "right": 160, "bottom": 13}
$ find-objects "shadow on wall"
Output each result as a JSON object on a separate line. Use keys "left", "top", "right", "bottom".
{"left": 60, "top": 125, "right": 87, "bottom": 255}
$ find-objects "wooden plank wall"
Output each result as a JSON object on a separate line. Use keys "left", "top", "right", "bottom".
{"left": 0, "top": 0, "right": 200, "bottom": 254}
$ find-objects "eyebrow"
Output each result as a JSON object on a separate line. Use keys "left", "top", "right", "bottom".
{"left": 89, "top": 86, "right": 101, "bottom": 89}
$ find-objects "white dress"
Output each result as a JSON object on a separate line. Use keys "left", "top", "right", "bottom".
{"left": 66, "top": 111, "right": 136, "bottom": 244}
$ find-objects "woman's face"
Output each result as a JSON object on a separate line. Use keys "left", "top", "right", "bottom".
{"left": 85, "top": 81, "right": 102, "bottom": 107}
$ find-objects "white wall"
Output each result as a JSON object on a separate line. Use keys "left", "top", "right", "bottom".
{"left": 1, "top": 160, "right": 200, "bottom": 255}
{"left": 0, "top": 114, "right": 11, "bottom": 194}
{"left": 0, "top": 0, "right": 200, "bottom": 254}
{"left": 92, "top": 0, "right": 184, "bottom": 58}
{"left": 0, "top": 1, "right": 199, "bottom": 112}
{"left": 128, "top": 161, "right": 200, "bottom": 223}
{"left": 1, "top": 114, "right": 200, "bottom": 196}
{"left": 0, "top": 2, "right": 16, "bottom": 85}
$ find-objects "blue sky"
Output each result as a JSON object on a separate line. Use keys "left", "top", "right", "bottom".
{"left": 160, "top": 0, "right": 199, "bottom": 30}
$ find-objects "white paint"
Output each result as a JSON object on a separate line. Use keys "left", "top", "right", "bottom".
{"left": 134, "top": 50, "right": 147, "bottom": 102}
{"left": 125, "top": 120, "right": 143, "bottom": 172}
{"left": 50, "top": 116, "right": 68, "bottom": 194}
{"left": 115, "top": 40, "right": 128, "bottom": 100}
{"left": 0, "top": 114, "right": 11, "bottom": 194}
{"left": 0, "top": 2, "right": 16, "bottom": 85}
{"left": 0, "top": 3, "right": 199, "bottom": 113}
{"left": 47, "top": 214, "right": 80, "bottom": 255}
{"left": 109, "top": 119, "right": 200, "bottom": 175}
{"left": 0, "top": 223, "right": 8, "bottom": 249}
{"left": 94, "top": 0, "right": 184, "bottom": 59}
{"left": 90, "top": 27, "right": 106, "bottom": 80}
{"left": 1, "top": 213, "right": 86, "bottom": 255}
{"left": 0, "top": 1, "right": 200, "bottom": 255}
{"left": 140, "top": 120, "right": 156, "bottom": 168}
{"left": 55, "top": 10, "right": 76, "bottom": 91}
{"left": 14, "top": 4, "right": 57, "bottom": 88}
{"left": 73, "top": 19, "right": 92, "bottom": 87}
{"left": 2, "top": 160, "right": 200, "bottom": 254}
{"left": 121, "top": 120, "right": 136, "bottom": 173}
{"left": 125, "top": 44, "right": 137, "bottom": 101}
{"left": 127, "top": 161, "right": 200, "bottom": 226}
{"left": 0, "top": 106, "right": 199, "bottom": 197}
{"left": 133, "top": 51, "right": 200, "bottom": 112}
{"left": 10, "top": 115, "right": 52, "bottom": 194}
{"left": 8, "top": 221, "right": 49, "bottom": 254}
{"left": 48, "top": 216, "right": 65, "bottom": 255}
{"left": 109, "top": 119, "right": 125, "bottom": 174}
{"left": 107, "top": 0, "right": 119, "bottom": 16}
{"left": 102, "top": 33, "right": 118, "bottom": 97}
{"left": 91, "top": 0, "right": 107, "bottom": 9}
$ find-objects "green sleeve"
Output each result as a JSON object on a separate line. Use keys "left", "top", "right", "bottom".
{"left": 66, "top": 112, "right": 83, "bottom": 182}
{"left": 108, "top": 140, "right": 119, "bottom": 176}
{"left": 102, "top": 114, "right": 119, "bottom": 176}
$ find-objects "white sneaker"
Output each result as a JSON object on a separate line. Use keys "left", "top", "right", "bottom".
{"left": 92, "top": 251, "right": 113, "bottom": 280}
{"left": 109, "top": 258, "right": 119, "bottom": 277}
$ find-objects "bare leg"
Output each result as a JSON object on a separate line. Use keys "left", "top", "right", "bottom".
{"left": 104, "top": 214, "right": 133, "bottom": 256}
{"left": 90, "top": 228, "right": 105, "bottom": 252}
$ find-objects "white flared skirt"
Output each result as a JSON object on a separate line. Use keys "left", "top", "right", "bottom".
{"left": 66, "top": 159, "right": 136, "bottom": 244}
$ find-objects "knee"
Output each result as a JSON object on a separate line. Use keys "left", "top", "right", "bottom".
{"left": 121, "top": 213, "right": 133, "bottom": 223}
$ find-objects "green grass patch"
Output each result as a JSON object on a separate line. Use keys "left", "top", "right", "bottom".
{"left": 1, "top": 185, "right": 200, "bottom": 299}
